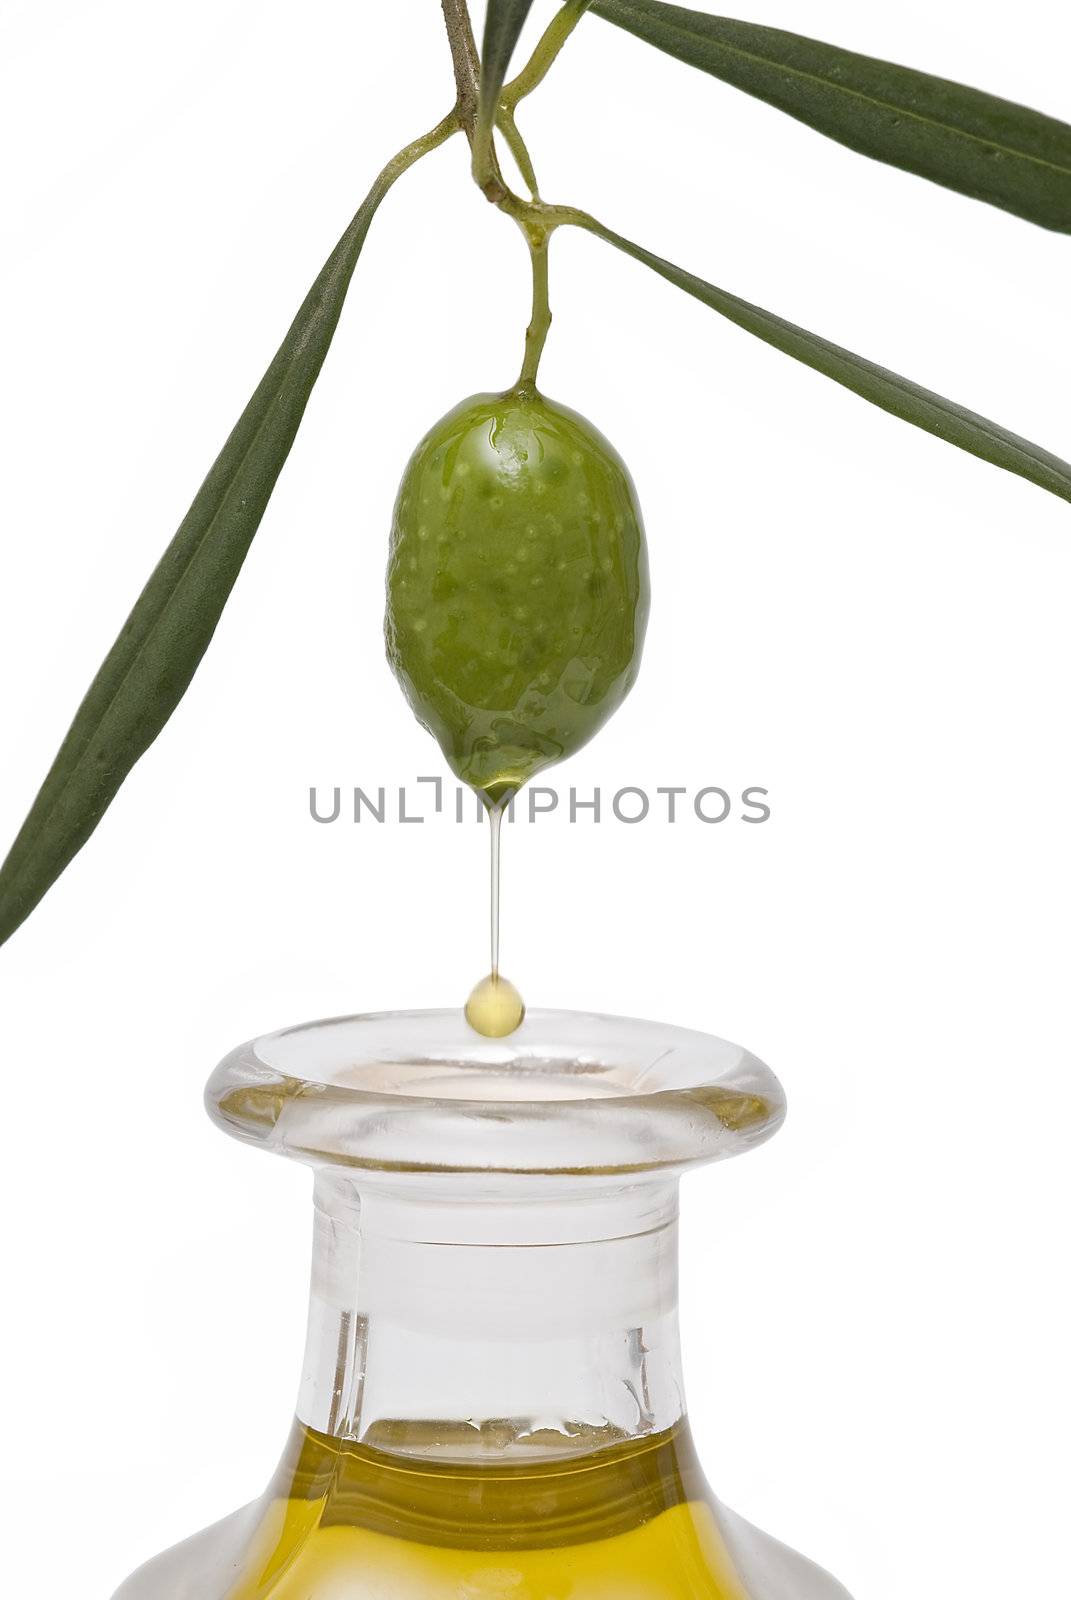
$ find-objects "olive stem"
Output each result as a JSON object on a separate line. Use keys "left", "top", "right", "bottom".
{"left": 518, "top": 230, "right": 553, "bottom": 389}
{"left": 471, "top": 111, "right": 498, "bottom": 199}
{"left": 439, "top": 0, "right": 480, "bottom": 132}
{"left": 443, "top": 0, "right": 589, "bottom": 204}
{"left": 494, "top": 1, "right": 592, "bottom": 201}
{"left": 438, "top": 0, "right": 594, "bottom": 387}
{"left": 500, "top": 1, "right": 594, "bottom": 112}
{"left": 497, "top": 107, "right": 540, "bottom": 199}
{"left": 440, "top": 0, "right": 508, "bottom": 202}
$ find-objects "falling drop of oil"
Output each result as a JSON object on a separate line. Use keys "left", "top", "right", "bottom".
{"left": 465, "top": 802, "right": 525, "bottom": 1038}
{"left": 465, "top": 971, "right": 526, "bottom": 1038}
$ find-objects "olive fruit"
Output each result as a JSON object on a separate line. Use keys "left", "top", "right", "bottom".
{"left": 385, "top": 387, "right": 649, "bottom": 803}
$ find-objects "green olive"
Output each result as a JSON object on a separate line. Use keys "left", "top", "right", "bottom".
{"left": 385, "top": 387, "right": 649, "bottom": 803}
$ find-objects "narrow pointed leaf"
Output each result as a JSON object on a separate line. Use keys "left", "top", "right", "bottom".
{"left": 592, "top": 1, "right": 1071, "bottom": 231}
{"left": 0, "top": 173, "right": 397, "bottom": 947}
{"left": 581, "top": 217, "right": 1071, "bottom": 504}
{"left": 480, "top": 1, "right": 537, "bottom": 136}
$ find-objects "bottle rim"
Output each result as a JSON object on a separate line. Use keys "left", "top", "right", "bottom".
{"left": 205, "top": 1007, "right": 786, "bottom": 1179}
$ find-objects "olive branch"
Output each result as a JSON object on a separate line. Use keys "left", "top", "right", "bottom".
{"left": 1, "top": 0, "right": 1069, "bottom": 948}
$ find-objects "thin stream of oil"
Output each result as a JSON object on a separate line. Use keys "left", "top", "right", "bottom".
{"left": 491, "top": 803, "right": 501, "bottom": 980}
{"left": 464, "top": 803, "right": 525, "bottom": 1037}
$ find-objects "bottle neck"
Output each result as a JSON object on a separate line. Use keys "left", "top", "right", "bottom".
{"left": 297, "top": 1171, "right": 685, "bottom": 1460}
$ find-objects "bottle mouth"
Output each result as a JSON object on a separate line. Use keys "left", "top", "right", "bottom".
{"left": 205, "top": 1007, "right": 785, "bottom": 1178}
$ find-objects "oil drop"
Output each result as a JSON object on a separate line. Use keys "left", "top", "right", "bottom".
{"left": 465, "top": 803, "right": 525, "bottom": 1038}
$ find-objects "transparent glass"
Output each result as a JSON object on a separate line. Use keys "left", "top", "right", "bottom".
{"left": 113, "top": 1008, "right": 853, "bottom": 1598}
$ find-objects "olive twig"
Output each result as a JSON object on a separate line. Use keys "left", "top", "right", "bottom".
{"left": 497, "top": 108, "right": 540, "bottom": 199}
{"left": 438, "top": 0, "right": 594, "bottom": 388}
{"left": 474, "top": 2, "right": 590, "bottom": 194}
{"left": 439, "top": 0, "right": 480, "bottom": 131}
{"left": 495, "top": 2, "right": 594, "bottom": 201}
{"left": 442, "top": 0, "right": 589, "bottom": 207}
{"left": 440, "top": 0, "right": 508, "bottom": 202}
{"left": 500, "top": 1, "right": 594, "bottom": 113}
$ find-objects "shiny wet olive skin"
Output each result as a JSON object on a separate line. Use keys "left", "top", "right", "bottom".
{"left": 386, "top": 387, "right": 649, "bottom": 802}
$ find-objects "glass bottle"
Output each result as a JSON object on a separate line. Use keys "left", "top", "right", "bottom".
{"left": 114, "top": 1008, "right": 852, "bottom": 1598}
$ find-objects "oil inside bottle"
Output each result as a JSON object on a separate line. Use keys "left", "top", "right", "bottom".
{"left": 465, "top": 802, "right": 525, "bottom": 1037}
{"left": 217, "top": 1416, "right": 755, "bottom": 1596}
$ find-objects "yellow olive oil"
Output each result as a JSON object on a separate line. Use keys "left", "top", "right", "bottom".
{"left": 465, "top": 971, "right": 526, "bottom": 1037}
{"left": 222, "top": 1419, "right": 752, "bottom": 1598}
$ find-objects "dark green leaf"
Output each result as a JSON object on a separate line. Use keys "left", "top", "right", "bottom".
{"left": 480, "top": 1, "right": 537, "bottom": 139}
{"left": 0, "top": 172, "right": 398, "bottom": 948}
{"left": 592, "top": 1, "right": 1071, "bottom": 231}
{"left": 581, "top": 216, "right": 1071, "bottom": 503}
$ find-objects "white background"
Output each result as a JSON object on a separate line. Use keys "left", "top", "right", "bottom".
{"left": 1, "top": 2, "right": 1069, "bottom": 1593}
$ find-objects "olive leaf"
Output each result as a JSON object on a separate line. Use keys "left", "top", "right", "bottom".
{"left": 479, "top": 1, "right": 538, "bottom": 143}
{"left": 0, "top": 154, "right": 424, "bottom": 949}
{"left": 579, "top": 216, "right": 1071, "bottom": 503}
{"left": 591, "top": 1, "right": 1071, "bottom": 232}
